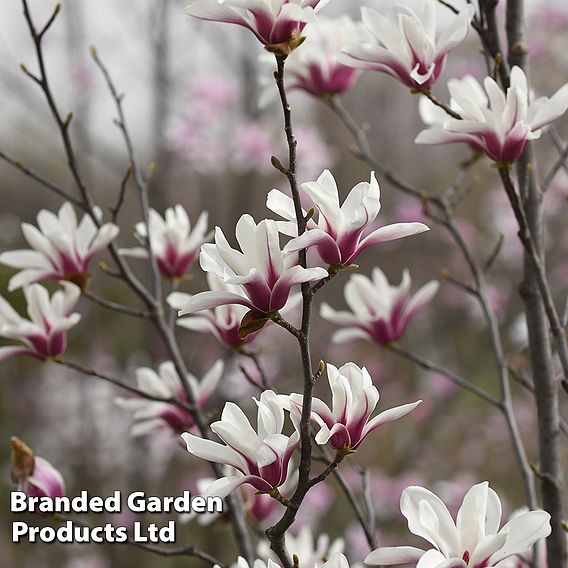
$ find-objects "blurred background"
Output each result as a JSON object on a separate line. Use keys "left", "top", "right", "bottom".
{"left": 1, "top": 0, "right": 568, "bottom": 566}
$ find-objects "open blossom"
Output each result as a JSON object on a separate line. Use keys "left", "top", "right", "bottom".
{"left": 116, "top": 360, "right": 223, "bottom": 436}
{"left": 289, "top": 363, "right": 421, "bottom": 451}
{"left": 184, "top": 0, "right": 329, "bottom": 50}
{"left": 11, "top": 437, "right": 65, "bottom": 500}
{"left": 365, "top": 481, "right": 551, "bottom": 568}
{"left": 120, "top": 206, "right": 209, "bottom": 279}
{"left": 416, "top": 66, "right": 568, "bottom": 162}
{"left": 0, "top": 282, "right": 81, "bottom": 361}
{"left": 168, "top": 274, "right": 255, "bottom": 349}
{"left": 178, "top": 214, "right": 327, "bottom": 317}
{"left": 340, "top": 1, "right": 474, "bottom": 89}
{"left": 268, "top": 170, "right": 428, "bottom": 267}
{"left": 0, "top": 202, "right": 118, "bottom": 291}
{"left": 320, "top": 268, "right": 439, "bottom": 345}
{"left": 283, "top": 16, "right": 366, "bottom": 97}
{"left": 258, "top": 526, "right": 344, "bottom": 568}
{"left": 182, "top": 390, "right": 299, "bottom": 498}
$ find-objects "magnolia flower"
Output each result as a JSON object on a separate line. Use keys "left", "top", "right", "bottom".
{"left": 116, "top": 360, "right": 223, "bottom": 436}
{"left": 365, "top": 481, "right": 551, "bottom": 568}
{"left": 268, "top": 170, "right": 428, "bottom": 267}
{"left": 258, "top": 526, "right": 344, "bottom": 568}
{"left": 120, "top": 206, "right": 209, "bottom": 279}
{"left": 181, "top": 390, "right": 299, "bottom": 498}
{"left": 226, "top": 558, "right": 281, "bottom": 568}
{"left": 283, "top": 16, "right": 366, "bottom": 97}
{"left": 178, "top": 214, "right": 327, "bottom": 318}
{"left": 416, "top": 66, "right": 568, "bottom": 162}
{"left": 0, "top": 202, "right": 119, "bottom": 291}
{"left": 168, "top": 274, "right": 256, "bottom": 349}
{"left": 184, "top": 0, "right": 329, "bottom": 51}
{"left": 320, "top": 268, "right": 439, "bottom": 345}
{"left": 340, "top": 1, "right": 474, "bottom": 89}
{"left": 11, "top": 437, "right": 66, "bottom": 500}
{"left": 0, "top": 282, "right": 81, "bottom": 361}
{"left": 289, "top": 363, "right": 421, "bottom": 451}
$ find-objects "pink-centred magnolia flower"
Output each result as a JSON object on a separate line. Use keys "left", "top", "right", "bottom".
{"left": 184, "top": 0, "right": 329, "bottom": 51}
{"left": 283, "top": 16, "right": 366, "bottom": 97}
{"left": 268, "top": 170, "right": 428, "bottom": 267}
{"left": 288, "top": 363, "right": 421, "bottom": 451}
{"left": 181, "top": 390, "right": 299, "bottom": 498}
{"left": 120, "top": 205, "right": 210, "bottom": 279}
{"left": 416, "top": 66, "right": 568, "bottom": 163}
{"left": 115, "top": 360, "right": 223, "bottom": 436}
{"left": 0, "top": 202, "right": 119, "bottom": 291}
{"left": 339, "top": 1, "right": 474, "bottom": 90}
{"left": 320, "top": 268, "right": 439, "bottom": 345}
{"left": 168, "top": 273, "right": 257, "bottom": 349}
{"left": 178, "top": 214, "right": 327, "bottom": 317}
{"left": 11, "top": 436, "right": 66, "bottom": 500}
{"left": 0, "top": 282, "right": 81, "bottom": 361}
{"left": 365, "top": 481, "right": 551, "bottom": 568}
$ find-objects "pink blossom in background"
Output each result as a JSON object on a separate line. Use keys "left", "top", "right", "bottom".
{"left": 321, "top": 268, "right": 439, "bottom": 346}
{"left": 231, "top": 122, "right": 279, "bottom": 174}
{"left": 11, "top": 437, "right": 66, "bottom": 501}
{"left": 295, "top": 126, "right": 337, "bottom": 182}
{"left": 0, "top": 202, "right": 119, "bottom": 291}
{"left": 284, "top": 17, "right": 365, "bottom": 98}
{"left": 0, "top": 282, "right": 81, "bottom": 361}
{"left": 115, "top": 360, "right": 223, "bottom": 436}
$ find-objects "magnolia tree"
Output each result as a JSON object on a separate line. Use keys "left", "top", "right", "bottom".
{"left": 2, "top": 1, "right": 568, "bottom": 568}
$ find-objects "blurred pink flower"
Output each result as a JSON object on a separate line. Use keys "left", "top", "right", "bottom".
{"left": 11, "top": 437, "right": 66, "bottom": 500}
{"left": 116, "top": 360, "right": 223, "bottom": 436}
{"left": 320, "top": 268, "right": 439, "bottom": 346}
{"left": 285, "top": 16, "right": 364, "bottom": 97}
{"left": 0, "top": 202, "right": 118, "bottom": 291}
{"left": 120, "top": 205, "right": 210, "bottom": 278}
{"left": 0, "top": 282, "right": 81, "bottom": 361}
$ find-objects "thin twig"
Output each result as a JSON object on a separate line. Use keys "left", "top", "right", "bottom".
{"left": 389, "top": 344, "right": 501, "bottom": 407}
{"left": 83, "top": 289, "right": 152, "bottom": 318}
{"left": 53, "top": 358, "right": 194, "bottom": 413}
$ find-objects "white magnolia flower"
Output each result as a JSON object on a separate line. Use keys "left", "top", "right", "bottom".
{"left": 120, "top": 205, "right": 209, "bottom": 278}
{"left": 258, "top": 526, "right": 344, "bottom": 568}
{"left": 116, "top": 360, "right": 223, "bottom": 436}
{"left": 340, "top": 1, "right": 474, "bottom": 89}
{"left": 185, "top": 0, "right": 329, "bottom": 49}
{"left": 178, "top": 214, "right": 327, "bottom": 317}
{"left": 416, "top": 66, "right": 568, "bottom": 163}
{"left": 0, "top": 202, "right": 119, "bottom": 291}
{"left": 224, "top": 557, "right": 281, "bottom": 568}
{"left": 365, "top": 481, "right": 551, "bottom": 568}
{"left": 320, "top": 268, "right": 439, "bottom": 345}
{"left": 283, "top": 16, "right": 366, "bottom": 97}
{"left": 182, "top": 390, "right": 299, "bottom": 498}
{"left": 0, "top": 282, "right": 81, "bottom": 361}
{"left": 289, "top": 363, "right": 421, "bottom": 451}
{"left": 168, "top": 273, "right": 255, "bottom": 349}
{"left": 268, "top": 170, "right": 428, "bottom": 267}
